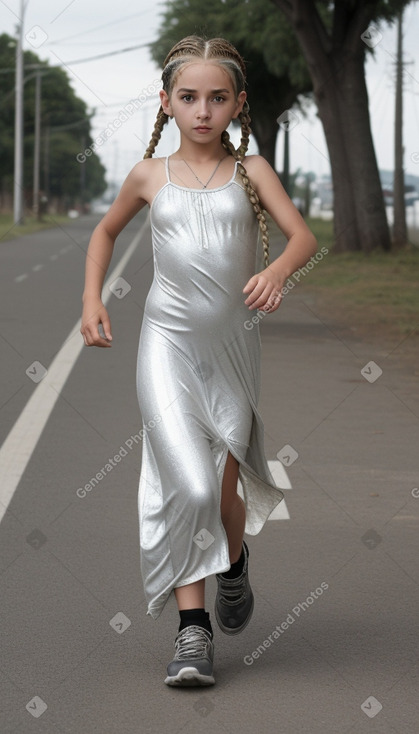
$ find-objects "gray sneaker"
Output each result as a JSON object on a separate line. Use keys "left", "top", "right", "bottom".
{"left": 164, "top": 625, "right": 215, "bottom": 687}
{"left": 215, "top": 541, "right": 254, "bottom": 635}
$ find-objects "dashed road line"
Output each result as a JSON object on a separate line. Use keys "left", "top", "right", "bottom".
{"left": 14, "top": 242, "right": 75, "bottom": 283}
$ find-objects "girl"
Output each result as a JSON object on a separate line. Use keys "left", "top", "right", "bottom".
{"left": 81, "top": 35, "right": 317, "bottom": 687}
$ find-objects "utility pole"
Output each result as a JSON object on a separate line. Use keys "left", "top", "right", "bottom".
{"left": 43, "top": 124, "right": 50, "bottom": 200}
{"left": 393, "top": 8, "right": 407, "bottom": 247}
{"left": 80, "top": 135, "right": 86, "bottom": 212}
{"left": 13, "top": 0, "right": 25, "bottom": 225}
{"left": 32, "top": 69, "right": 41, "bottom": 218}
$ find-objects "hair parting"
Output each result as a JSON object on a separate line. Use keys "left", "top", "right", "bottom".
{"left": 144, "top": 35, "right": 269, "bottom": 268}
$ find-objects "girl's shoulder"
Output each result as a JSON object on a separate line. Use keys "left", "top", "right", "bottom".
{"left": 241, "top": 154, "right": 274, "bottom": 178}
{"left": 129, "top": 156, "right": 167, "bottom": 179}
{"left": 240, "top": 155, "right": 280, "bottom": 195}
{"left": 125, "top": 157, "right": 168, "bottom": 202}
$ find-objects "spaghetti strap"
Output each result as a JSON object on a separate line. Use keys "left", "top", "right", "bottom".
{"left": 165, "top": 155, "right": 171, "bottom": 183}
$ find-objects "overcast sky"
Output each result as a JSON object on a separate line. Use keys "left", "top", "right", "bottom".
{"left": 2, "top": 0, "right": 419, "bottom": 186}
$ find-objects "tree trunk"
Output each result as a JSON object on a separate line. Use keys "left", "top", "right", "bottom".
{"left": 316, "top": 53, "right": 391, "bottom": 252}
{"left": 314, "top": 80, "right": 360, "bottom": 251}
{"left": 271, "top": 0, "right": 392, "bottom": 253}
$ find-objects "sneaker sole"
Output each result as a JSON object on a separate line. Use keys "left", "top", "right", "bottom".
{"left": 215, "top": 593, "right": 254, "bottom": 635}
{"left": 164, "top": 667, "right": 215, "bottom": 687}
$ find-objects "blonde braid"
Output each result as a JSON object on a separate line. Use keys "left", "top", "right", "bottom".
{"left": 143, "top": 106, "right": 169, "bottom": 159}
{"left": 222, "top": 106, "right": 270, "bottom": 269}
{"left": 237, "top": 100, "right": 250, "bottom": 160}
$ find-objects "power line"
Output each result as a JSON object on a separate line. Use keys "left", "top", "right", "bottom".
{"left": 0, "top": 41, "right": 153, "bottom": 74}
{"left": 45, "top": 9, "right": 154, "bottom": 45}
{"left": 47, "top": 36, "right": 150, "bottom": 47}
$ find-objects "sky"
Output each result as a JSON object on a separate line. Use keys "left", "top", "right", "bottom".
{"left": 1, "top": 0, "right": 419, "bottom": 187}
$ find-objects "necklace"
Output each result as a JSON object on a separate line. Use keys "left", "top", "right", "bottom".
{"left": 182, "top": 156, "right": 227, "bottom": 189}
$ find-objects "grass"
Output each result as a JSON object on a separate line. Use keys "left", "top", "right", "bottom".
{"left": 0, "top": 213, "right": 72, "bottom": 242}
{"left": 269, "top": 216, "right": 419, "bottom": 340}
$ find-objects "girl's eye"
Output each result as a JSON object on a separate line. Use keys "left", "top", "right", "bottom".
{"left": 179, "top": 95, "right": 225, "bottom": 103}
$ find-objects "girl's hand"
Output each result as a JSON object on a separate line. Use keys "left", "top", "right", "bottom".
{"left": 243, "top": 268, "right": 285, "bottom": 313}
{"left": 81, "top": 298, "right": 113, "bottom": 347}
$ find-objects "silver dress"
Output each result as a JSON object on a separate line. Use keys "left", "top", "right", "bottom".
{"left": 136, "top": 156, "right": 289, "bottom": 619}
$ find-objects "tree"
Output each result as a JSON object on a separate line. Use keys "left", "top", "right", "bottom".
{"left": 0, "top": 33, "right": 106, "bottom": 211}
{"left": 149, "top": 0, "right": 312, "bottom": 167}
{"left": 270, "top": 0, "right": 413, "bottom": 252}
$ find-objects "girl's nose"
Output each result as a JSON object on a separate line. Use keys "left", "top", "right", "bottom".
{"left": 196, "top": 100, "right": 210, "bottom": 119}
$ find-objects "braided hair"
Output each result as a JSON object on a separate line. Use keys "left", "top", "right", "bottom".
{"left": 144, "top": 35, "right": 270, "bottom": 268}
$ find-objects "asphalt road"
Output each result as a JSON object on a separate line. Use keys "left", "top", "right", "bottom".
{"left": 0, "top": 212, "right": 418, "bottom": 733}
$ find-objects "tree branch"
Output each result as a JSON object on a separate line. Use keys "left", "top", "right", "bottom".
{"left": 307, "top": 1, "right": 333, "bottom": 56}
{"left": 271, "top": 0, "right": 332, "bottom": 55}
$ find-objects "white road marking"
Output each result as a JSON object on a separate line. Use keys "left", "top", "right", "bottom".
{"left": 0, "top": 214, "right": 150, "bottom": 524}
{"left": 267, "top": 460, "right": 291, "bottom": 519}
{"left": 14, "top": 273, "right": 28, "bottom": 283}
{"left": 237, "top": 460, "right": 291, "bottom": 520}
{"left": 32, "top": 264, "right": 44, "bottom": 272}
{"left": 267, "top": 499, "right": 290, "bottom": 520}
{"left": 268, "top": 459, "right": 292, "bottom": 490}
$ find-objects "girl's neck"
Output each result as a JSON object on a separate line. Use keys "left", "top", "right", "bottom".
{"left": 173, "top": 138, "right": 226, "bottom": 163}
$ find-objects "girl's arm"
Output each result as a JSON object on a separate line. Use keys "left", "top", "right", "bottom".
{"left": 242, "top": 155, "right": 318, "bottom": 313}
{"left": 81, "top": 164, "right": 148, "bottom": 347}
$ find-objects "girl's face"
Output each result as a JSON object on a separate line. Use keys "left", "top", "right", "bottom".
{"left": 160, "top": 61, "right": 246, "bottom": 144}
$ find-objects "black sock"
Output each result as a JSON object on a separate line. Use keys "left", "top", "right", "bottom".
{"left": 179, "top": 608, "right": 213, "bottom": 636}
{"left": 222, "top": 546, "right": 245, "bottom": 579}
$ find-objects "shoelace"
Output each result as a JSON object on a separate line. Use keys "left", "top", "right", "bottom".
{"left": 217, "top": 573, "right": 247, "bottom": 605}
{"left": 174, "top": 626, "right": 212, "bottom": 660}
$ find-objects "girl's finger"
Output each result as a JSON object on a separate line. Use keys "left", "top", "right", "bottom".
{"left": 244, "top": 279, "right": 268, "bottom": 305}
{"left": 264, "top": 299, "right": 281, "bottom": 313}
{"left": 242, "top": 274, "right": 260, "bottom": 293}
{"left": 247, "top": 284, "right": 272, "bottom": 309}
{"left": 92, "top": 329, "right": 112, "bottom": 347}
{"left": 82, "top": 324, "right": 112, "bottom": 348}
{"left": 263, "top": 289, "right": 283, "bottom": 313}
{"left": 100, "top": 313, "right": 113, "bottom": 342}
